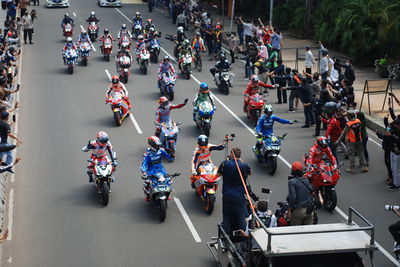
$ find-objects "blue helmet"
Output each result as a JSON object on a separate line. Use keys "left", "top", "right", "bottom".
{"left": 200, "top": 82, "right": 209, "bottom": 93}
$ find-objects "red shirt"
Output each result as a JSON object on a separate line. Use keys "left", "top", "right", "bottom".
{"left": 325, "top": 116, "right": 343, "bottom": 143}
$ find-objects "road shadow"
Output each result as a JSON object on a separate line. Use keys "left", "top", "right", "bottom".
{"left": 141, "top": 90, "right": 162, "bottom": 101}
{"left": 51, "top": 67, "right": 72, "bottom": 76}
{"left": 119, "top": 197, "right": 167, "bottom": 225}
{"left": 88, "top": 116, "right": 117, "bottom": 128}
{"left": 64, "top": 185, "right": 105, "bottom": 209}
{"left": 175, "top": 190, "right": 213, "bottom": 218}
{"left": 179, "top": 124, "right": 201, "bottom": 139}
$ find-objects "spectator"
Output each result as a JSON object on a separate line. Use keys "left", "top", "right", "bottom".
{"left": 257, "top": 40, "right": 268, "bottom": 61}
{"left": 212, "top": 23, "right": 222, "bottom": 59}
{"left": 30, "top": 9, "right": 37, "bottom": 23}
{"left": 227, "top": 32, "right": 237, "bottom": 64}
{"left": 389, "top": 208, "right": 400, "bottom": 253}
{"left": 304, "top": 46, "right": 315, "bottom": 74}
{"left": 18, "top": 0, "right": 28, "bottom": 19}
{"left": 239, "top": 17, "right": 254, "bottom": 45}
{"left": 269, "top": 59, "right": 287, "bottom": 104}
{"left": 217, "top": 147, "right": 256, "bottom": 238}
{"left": 270, "top": 27, "right": 282, "bottom": 58}
{"left": 377, "top": 116, "right": 394, "bottom": 185}
{"left": 388, "top": 119, "right": 400, "bottom": 190}
{"left": 6, "top": 1, "right": 16, "bottom": 21}
{"left": 319, "top": 42, "right": 333, "bottom": 80}
{"left": 176, "top": 12, "right": 187, "bottom": 29}
{"left": 287, "top": 69, "right": 302, "bottom": 113}
{"left": 337, "top": 58, "right": 355, "bottom": 86}
{"left": 234, "top": 17, "right": 243, "bottom": 46}
{"left": 287, "top": 161, "right": 314, "bottom": 226}
{"left": 350, "top": 103, "right": 369, "bottom": 165}
{"left": 0, "top": 111, "right": 22, "bottom": 172}
{"left": 30, "top": 0, "right": 39, "bottom": 6}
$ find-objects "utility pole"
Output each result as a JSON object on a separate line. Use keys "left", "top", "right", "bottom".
{"left": 269, "top": 0, "right": 274, "bottom": 25}
{"left": 222, "top": 0, "right": 224, "bottom": 28}
{"left": 229, "top": 0, "right": 236, "bottom": 33}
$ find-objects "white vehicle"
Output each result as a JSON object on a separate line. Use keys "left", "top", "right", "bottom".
{"left": 46, "top": 0, "right": 70, "bottom": 8}
{"left": 98, "top": 0, "right": 122, "bottom": 7}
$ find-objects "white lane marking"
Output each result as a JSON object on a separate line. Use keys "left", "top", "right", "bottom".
{"left": 72, "top": 12, "right": 77, "bottom": 17}
{"left": 174, "top": 197, "right": 202, "bottom": 243}
{"left": 7, "top": 188, "right": 14, "bottom": 241}
{"left": 115, "top": 10, "right": 397, "bottom": 263}
{"left": 115, "top": 8, "right": 132, "bottom": 22}
{"left": 105, "top": 69, "right": 142, "bottom": 134}
{"left": 79, "top": 25, "right": 96, "bottom": 52}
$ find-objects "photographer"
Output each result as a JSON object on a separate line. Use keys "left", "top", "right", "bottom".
{"left": 388, "top": 207, "right": 400, "bottom": 253}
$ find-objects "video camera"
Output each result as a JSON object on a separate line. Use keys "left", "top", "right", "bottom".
{"left": 385, "top": 205, "right": 400, "bottom": 211}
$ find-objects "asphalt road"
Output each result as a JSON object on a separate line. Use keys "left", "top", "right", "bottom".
{"left": 2, "top": 1, "right": 399, "bottom": 266}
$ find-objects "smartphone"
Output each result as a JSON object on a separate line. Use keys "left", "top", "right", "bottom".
{"left": 261, "top": 188, "right": 270, "bottom": 194}
{"left": 232, "top": 230, "right": 242, "bottom": 237}
{"left": 12, "top": 114, "right": 16, "bottom": 123}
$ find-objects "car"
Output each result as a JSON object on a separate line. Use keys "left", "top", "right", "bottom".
{"left": 46, "top": 0, "right": 70, "bottom": 7}
{"left": 98, "top": 0, "right": 122, "bottom": 7}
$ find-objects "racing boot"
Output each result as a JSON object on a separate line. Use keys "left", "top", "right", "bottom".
{"left": 87, "top": 170, "right": 94, "bottom": 183}
{"left": 143, "top": 181, "right": 150, "bottom": 201}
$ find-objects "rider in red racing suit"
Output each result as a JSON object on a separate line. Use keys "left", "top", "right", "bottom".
{"left": 243, "top": 75, "right": 275, "bottom": 112}
{"left": 106, "top": 75, "right": 132, "bottom": 115}
{"left": 306, "top": 136, "right": 337, "bottom": 175}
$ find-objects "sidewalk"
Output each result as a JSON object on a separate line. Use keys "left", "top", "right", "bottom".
{"left": 210, "top": 11, "right": 400, "bottom": 132}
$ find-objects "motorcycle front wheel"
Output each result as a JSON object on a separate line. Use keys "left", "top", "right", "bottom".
{"left": 202, "top": 122, "right": 211, "bottom": 137}
{"left": 105, "top": 54, "right": 110, "bottom": 62}
{"left": 196, "top": 56, "right": 202, "bottom": 72}
{"left": 100, "top": 182, "right": 109, "bottom": 206}
{"left": 267, "top": 156, "right": 277, "bottom": 175}
{"left": 113, "top": 110, "right": 121, "bottom": 126}
{"left": 322, "top": 188, "right": 337, "bottom": 212}
{"left": 252, "top": 110, "right": 260, "bottom": 126}
{"left": 142, "top": 62, "right": 148, "bottom": 75}
{"left": 204, "top": 193, "right": 215, "bottom": 215}
{"left": 159, "top": 199, "right": 167, "bottom": 222}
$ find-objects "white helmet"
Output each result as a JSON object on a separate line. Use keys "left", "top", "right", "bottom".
{"left": 177, "top": 26, "right": 184, "bottom": 33}
{"left": 91, "top": 11, "right": 95, "bottom": 16}
{"left": 67, "top": 37, "right": 72, "bottom": 42}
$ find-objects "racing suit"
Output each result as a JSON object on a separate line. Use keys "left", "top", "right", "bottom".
{"left": 141, "top": 147, "right": 174, "bottom": 199}
{"left": 77, "top": 34, "right": 92, "bottom": 57}
{"left": 116, "top": 49, "right": 132, "bottom": 72}
{"left": 158, "top": 62, "right": 175, "bottom": 88}
{"left": 82, "top": 140, "right": 116, "bottom": 182}
{"left": 306, "top": 143, "right": 337, "bottom": 176}
{"left": 144, "top": 23, "right": 157, "bottom": 36}
{"left": 99, "top": 34, "right": 114, "bottom": 53}
{"left": 62, "top": 42, "right": 78, "bottom": 64}
{"left": 243, "top": 80, "right": 274, "bottom": 112}
{"left": 193, "top": 91, "right": 215, "bottom": 121}
{"left": 254, "top": 114, "right": 292, "bottom": 157}
{"left": 118, "top": 30, "right": 132, "bottom": 48}
{"left": 178, "top": 45, "right": 192, "bottom": 70}
{"left": 191, "top": 37, "right": 205, "bottom": 51}
{"left": 135, "top": 39, "right": 147, "bottom": 60}
{"left": 106, "top": 82, "right": 131, "bottom": 115}
{"left": 190, "top": 144, "right": 225, "bottom": 184}
{"left": 154, "top": 102, "right": 187, "bottom": 136}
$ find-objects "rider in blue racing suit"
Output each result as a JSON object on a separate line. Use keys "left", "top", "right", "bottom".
{"left": 254, "top": 105, "right": 294, "bottom": 158}
{"left": 141, "top": 136, "right": 174, "bottom": 200}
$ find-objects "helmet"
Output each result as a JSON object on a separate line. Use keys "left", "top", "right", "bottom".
{"left": 199, "top": 82, "right": 209, "bottom": 93}
{"left": 317, "top": 136, "right": 329, "bottom": 149}
{"left": 219, "top": 51, "right": 226, "bottom": 60}
{"left": 91, "top": 11, "right": 95, "bottom": 16}
{"left": 135, "top": 12, "right": 140, "bottom": 17}
{"left": 264, "top": 105, "right": 273, "bottom": 116}
{"left": 111, "top": 75, "right": 119, "bottom": 84}
{"left": 177, "top": 26, "right": 184, "bottom": 33}
{"left": 291, "top": 161, "right": 303, "bottom": 172}
{"left": 250, "top": 75, "right": 259, "bottom": 83}
{"left": 81, "top": 29, "right": 87, "bottom": 35}
{"left": 163, "top": 55, "right": 170, "bottom": 62}
{"left": 121, "top": 24, "right": 127, "bottom": 29}
{"left": 147, "top": 18, "right": 153, "bottom": 24}
{"left": 121, "top": 43, "right": 128, "bottom": 50}
{"left": 104, "top": 28, "right": 109, "bottom": 34}
{"left": 257, "top": 199, "right": 269, "bottom": 212}
{"left": 65, "top": 13, "right": 69, "bottom": 18}
{"left": 197, "top": 135, "right": 208, "bottom": 148}
{"left": 138, "top": 35, "right": 144, "bottom": 40}
{"left": 66, "top": 37, "right": 72, "bottom": 42}
{"left": 149, "top": 27, "right": 155, "bottom": 32}
{"left": 148, "top": 136, "right": 161, "bottom": 151}
{"left": 96, "top": 131, "right": 109, "bottom": 144}
{"left": 195, "top": 31, "right": 201, "bottom": 37}
{"left": 158, "top": 96, "right": 169, "bottom": 107}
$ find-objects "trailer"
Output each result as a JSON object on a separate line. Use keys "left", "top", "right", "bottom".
{"left": 207, "top": 207, "right": 378, "bottom": 267}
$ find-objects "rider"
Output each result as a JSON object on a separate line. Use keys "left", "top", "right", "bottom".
{"left": 141, "top": 136, "right": 174, "bottom": 200}
{"left": 77, "top": 29, "right": 92, "bottom": 46}
{"left": 99, "top": 28, "right": 114, "bottom": 53}
{"left": 306, "top": 136, "right": 337, "bottom": 173}
{"left": 118, "top": 24, "right": 132, "bottom": 44}
{"left": 177, "top": 39, "right": 192, "bottom": 70}
{"left": 134, "top": 34, "right": 147, "bottom": 63}
{"left": 210, "top": 51, "right": 230, "bottom": 77}
{"left": 106, "top": 75, "right": 132, "bottom": 114}
{"left": 143, "top": 19, "right": 157, "bottom": 36}
{"left": 158, "top": 56, "right": 175, "bottom": 87}
{"left": 62, "top": 37, "right": 77, "bottom": 64}
{"left": 254, "top": 105, "right": 294, "bottom": 158}
{"left": 61, "top": 13, "right": 74, "bottom": 28}
{"left": 154, "top": 96, "right": 188, "bottom": 136}
{"left": 193, "top": 82, "right": 216, "bottom": 121}
{"left": 191, "top": 31, "right": 206, "bottom": 52}
{"left": 243, "top": 75, "right": 275, "bottom": 112}
{"left": 176, "top": 26, "right": 186, "bottom": 45}
{"left": 86, "top": 11, "right": 100, "bottom": 24}
{"left": 82, "top": 131, "right": 117, "bottom": 183}
{"left": 190, "top": 135, "right": 225, "bottom": 188}
{"left": 132, "top": 12, "right": 143, "bottom": 27}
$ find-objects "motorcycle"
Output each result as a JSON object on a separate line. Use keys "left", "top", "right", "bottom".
{"left": 79, "top": 41, "right": 91, "bottom": 66}
{"left": 179, "top": 52, "right": 192, "bottom": 80}
{"left": 64, "top": 48, "right": 78, "bottom": 74}
{"left": 138, "top": 48, "right": 150, "bottom": 75}
{"left": 193, "top": 48, "right": 202, "bottom": 72}
{"left": 89, "top": 157, "right": 116, "bottom": 206}
{"left": 87, "top": 22, "right": 99, "bottom": 42}
{"left": 158, "top": 121, "right": 181, "bottom": 158}
{"left": 253, "top": 133, "right": 287, "bottom": 175}
{"left": 101, "top": 37, "right": 113, "bottom": 62}
{"left": 143, "top": 172, "right": 180, "bottom": 222}
{"left": 106, "top": 91, "right": 130, "bottom": 126}
{"left": 119, "top": 35, "right": 131, "bottom": 50}
{"left": 132, "top": 23, "right": 143, "bottom": 40}
{"left": 215, "top": 71, "right": 233, "bottom": 95}
{"left": 194, "top": 100, "right": 215, "bottom": 137}
{"left": 192, "top": 162, "right": 220, "bottom": 214}
{"left": 148, "top": 40, "right": 160, "bottom": 63}
{"left": 63, "top": 23, "right": 73, "bottom": 38}
{"left": 304, "top": 156, "right": 340, "bottom": 212}
{"left": 159, "top": 72, "right": 176, "bottom": 101}
{"left": 117, "top": 55, "right": 131, "bottom": 83}
{"left": 244, "top": 92, "right": 265, "bottom": 126}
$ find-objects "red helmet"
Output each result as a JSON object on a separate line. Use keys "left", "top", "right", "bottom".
{"left": 147, "top": 18, "right": 153, "bottom": 24}
{"left": 111, "top": 75, "right": 119, "bottom": 84}
{"left": 158, "top": 96, "right": 169, "bottom": 107}
{"left": 147, "top": 136, "right": 161, "bottom": 151}
{"left": 317, "top": 136, "right": 329, "bottom": 149}
{"left": 291, "top": 161, "right": 303, "bottom": 172}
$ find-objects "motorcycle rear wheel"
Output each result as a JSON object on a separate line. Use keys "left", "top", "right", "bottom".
{"left": 68, "top": 66, "right": 73, "bottom": 74}
{"left": 105, "top": 54, "right": 110, "bottom": 62}
{"left": 113, "top": 111, "right": 122, "bottom": 126}
{"left": 323, "top": 188, "right": 337, "bottom": 212}
{"left": 100, "top": 182, "right": 109, "bottom": 206}
{"left": 204, "top": 193, "right": 215, "bottom": 215}
{"left": 142, "top": 62, "right": 148, "bottom": 75}
{"left": 202, "top": 122, "right": 211, "bottom": 137}
{"left": 159, "top": 199, "right": 167, "bottom": 222}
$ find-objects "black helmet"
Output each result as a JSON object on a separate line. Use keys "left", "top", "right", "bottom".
{"left": 197, "top": 135, "right": 208, "bottom": 147}
{"left": 104, "top": 28, "right": 109, "bottom": 34}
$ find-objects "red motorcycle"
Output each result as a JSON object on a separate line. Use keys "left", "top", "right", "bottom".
{"left": 106, "top": 91, "right": 130, "bottom": 126}
{"left": 243, "top": 91, "right": 265, "bottom": 126}
{"left": 87, "top": 22, "right": 99, "bottom": 42}
{"left": 101, "top": 37, "right": 113, "bottom": 61}
{"left": 304, "top": 155, "right": 341, "bottom": 212}
{"left": 63, "top": 23, "right": 73, "bottom": 38}
{"left": 118, "top": 35, "right": 131, "bottom": 50}
{"left": 191, "top": 162, "right": 220, "bottom": 215}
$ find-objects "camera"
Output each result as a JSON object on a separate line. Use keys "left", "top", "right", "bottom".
{"left": 385, "top": 205, "right": 400, "bottom": 211}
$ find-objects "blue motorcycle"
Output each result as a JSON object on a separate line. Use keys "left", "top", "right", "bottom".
{"left": 64, "top": 48, "right": 78, "bottom": 74}
{"left": 253, "top": 133, "right": 287, "bottom": 175}
{"left": 142, "top": 172, "right": 180, "bottom": 222}
{"left": 194, "top": 100, "right": 215, "bottom": 137}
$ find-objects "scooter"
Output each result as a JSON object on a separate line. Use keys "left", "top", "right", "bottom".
{"left": 87, "top": 22, "right": 99, "bottom": 42}
{"left": 192, "top": 162, "right": 220, "bottom": 214}
{"left": 215, "top": 71, "right": 233, "bottom": 95}
{"left": 138, "top": 48, "right": 150, "bottom": 74}
{"left": 64, "top": 48, "right": 78, "bottom": 74}
{"left": 117, "top": 55, "right": 131, "bottom": 83}
{"left": 194, "top": 100, "right": 215, "bottom": 137}
{"left": 142, "top": 172, "right": 180, "bottom": 222}
{"left": 244, "top": 92, "right": 265, "bottom": 126}
{"left": 101, "top": 37, "right": 113, "bottom": 62}
{"left": 89, "top": 156, "right": 116, "bottom": 206}
{"left": 253, "top": 133, "right": 287, "bottom": 175}
{"left": 106, "top": 91, "right": 130, "bottom": 126}
{"left": 159, "top": 72, "right": 176, "bottom": 101}
{"left": 79, "top": 41, "right": 91, "bottom": 66}
{"left": 158, "top": 121, "right": 181, "bottom": 158}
